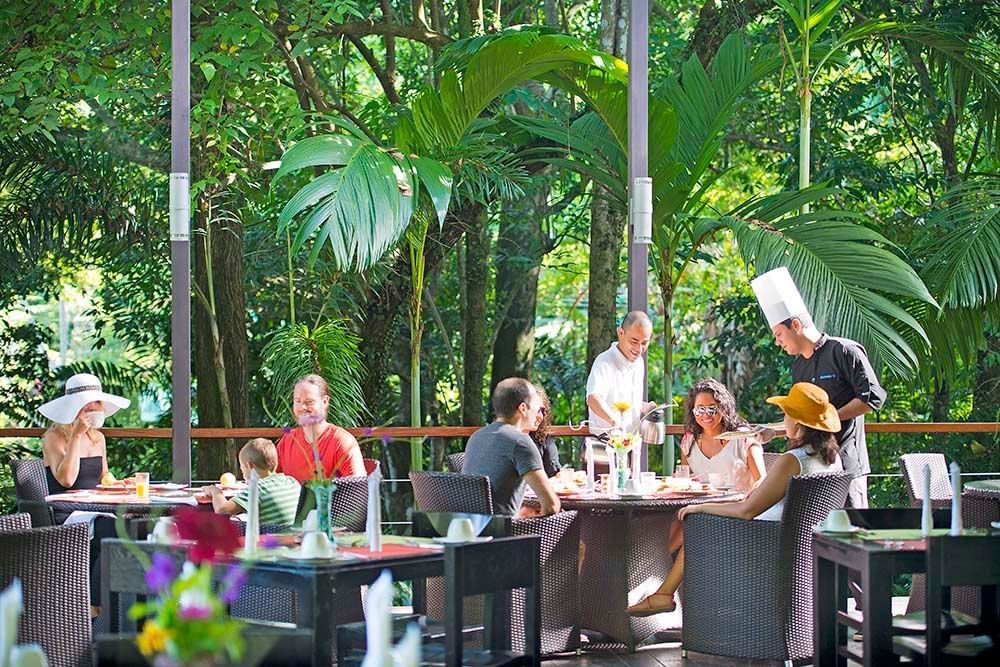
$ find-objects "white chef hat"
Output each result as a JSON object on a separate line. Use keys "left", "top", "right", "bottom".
{"left": 750, "top": 267, "right": 814, "bottom": 329}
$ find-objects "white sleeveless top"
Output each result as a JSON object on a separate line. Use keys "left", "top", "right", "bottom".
{"left": 681, "top": 433, "right": 758, "bottom": 494}
{"left": 755, "top": 446, "right": 843, "bottom": 521}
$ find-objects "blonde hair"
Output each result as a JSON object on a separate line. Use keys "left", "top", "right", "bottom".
{"left": 294, "top": 374, "right": 329, "bottom": 398}
{"left": 239, "top": 438, "right": 279, "bottom": 471}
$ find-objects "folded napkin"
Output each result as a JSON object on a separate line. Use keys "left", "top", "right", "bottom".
{"left": 950, "top": 461, "right": 963, "bottom": 536}
{"left": 302, "top": 509, "right": 319, "bottom": 532}
{"left": 367, "top": 463, "right": 383, "bottom": 553}
{"left": 361, "top": 570, "right": 393, "bottom": 667}
{"left": 244, "top": 469, "right": 260, "bottom": 556}
{"left": 392, "top": 623, "right": 421, "bottom": 667}
{"left": 921, "top": 463, "right": 933, "bottom": 536}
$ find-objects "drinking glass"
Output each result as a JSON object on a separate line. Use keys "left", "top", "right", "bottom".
{"left": 674, "top": 465, "right": 690, "bottom": 479}
{"left": 640, "top": 471, "right": 657, "bottom": 492}
{"left": 598, "top": 474, "right": 610, "bottom": 493}
{"left": 135, "top": 472, "right": 150, "bottom": 499}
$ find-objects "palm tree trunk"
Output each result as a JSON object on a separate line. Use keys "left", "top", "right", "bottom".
{"left": 462, "top": 205, "right": 490, "bottom": 425}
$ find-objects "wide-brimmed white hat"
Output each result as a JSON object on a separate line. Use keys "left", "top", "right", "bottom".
{"left": 751, "top": 266, "right": 813, "bottom": 329}
{"left": 37, "top": 373, "right": 130, "bottom": 425}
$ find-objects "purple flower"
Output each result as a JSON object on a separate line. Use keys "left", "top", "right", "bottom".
{"left": 363, "top": 427, "right": 374, "bottom": 437}
{"left": 219, "top": 564, "right": 248, "bottom": 605}
{"left": 260, "top": 534, "right": 279, "bottom": 549}
{"left": 297, "top": 413, "right": 323, "bottom": 427}
{"left": 144, "top": 552, "right": 177, "bottom": 593}
{"left": 380, "top": 434, "right": 392, "bottom": 445}
{"left": 282, "top": 425, "right": 292, "bottom": 434}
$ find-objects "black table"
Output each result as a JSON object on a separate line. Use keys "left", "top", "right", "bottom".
{"left": 101, "top": 539, "right": 444, "bottom": 667}
{"left": 813, "top": 514, "right": 990, "bottom": 667}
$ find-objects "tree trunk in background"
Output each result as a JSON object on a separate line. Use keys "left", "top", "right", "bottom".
{"left": 971, "top": 329, "right": 1000, "bottom": 422}
{"left": 462, "top": 205, "right": 490, "bottom": 425}
{"left": 687, "top": 0, "right": 771, "bottom": 67}
{"left": 192, "top": 197, "right": 248, "bottom": 480}
{"left": 586, "top": 0, "right": 629, "bottom": 370}
{"left": 491, "top": 190, "right": 546, "bottom": 388}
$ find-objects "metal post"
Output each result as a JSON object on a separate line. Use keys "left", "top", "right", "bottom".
{"left": 170, "top": 0, "right": 192, "bottom": 484}
{"left": 627, "top": 0, "right": 652, "bottom": 469}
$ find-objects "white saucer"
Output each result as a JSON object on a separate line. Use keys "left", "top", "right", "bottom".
{"left": 432, "top": 536, "right": 493, "bottom": 544}
{"left": 282, "top": 548, "right": 338, "bottom": 560}
{"left": 814, "top": 525, "right": 862, "bottom": 535}
{"left": 990, "top": 521, "right": 1000, "bottom": 530}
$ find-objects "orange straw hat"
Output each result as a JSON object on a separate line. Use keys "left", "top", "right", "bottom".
{"left": 765, "top": 382, "right": 841, "bottom": 433}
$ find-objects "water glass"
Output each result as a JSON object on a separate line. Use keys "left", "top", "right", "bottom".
{"left": 640, "top": 471, "right": 657, "bottom": 492}
{"left": 135, "top": 472, "right": 150, "bottom": 499}
{"left": 674, "top": 465, "right": 690, "bottom": 479}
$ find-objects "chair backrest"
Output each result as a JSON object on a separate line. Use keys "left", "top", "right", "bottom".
{"left": 409, "top": 471, "right": 494, "bottom": 514}
{"left": 762, "top": 451, "right": 783, "bottom": 473}
{"left": 330, "top": 476, "right": 369, "bottom": 532}
{"left": 445, "top": 452, "right": 466, "bottom": 473}
{"left": 0, "top": 513, "right": 31, "bottom": 532}
{"left": 0, "top": 523, "right": 92, "bottom": 667}
{"left": 899, "top": 453, "right": 952, "bottom": 508}
{"left": 779, "top": 471, "right": 852, "bottom": 654}
{"left": 10, "top": 458, "right": 49, "bottom": 502}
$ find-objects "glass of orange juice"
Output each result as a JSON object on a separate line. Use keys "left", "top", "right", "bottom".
{"left": 135, "top": 472, "right": 150, "bottom": 499}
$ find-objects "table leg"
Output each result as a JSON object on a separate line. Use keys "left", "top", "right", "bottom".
{"left": 813, "top": 553, "right": 837, "bottom": 667}
{"left": 835, "top": 564, "right": 849, "bottom": 667}
{"left": 861, "top": 558, "right": 898, "bottom": 667}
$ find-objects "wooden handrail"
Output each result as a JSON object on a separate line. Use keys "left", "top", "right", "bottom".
{"left": 1, "top": 422, "right": 998, "bottom": 440}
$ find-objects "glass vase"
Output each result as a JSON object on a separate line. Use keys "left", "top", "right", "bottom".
{"left": 310, "top": 483, "right": 336, "bottom": 539}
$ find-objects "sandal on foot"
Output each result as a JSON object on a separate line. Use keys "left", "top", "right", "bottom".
{"left": 626, "top": 593, "right": 676, "bottom": 617}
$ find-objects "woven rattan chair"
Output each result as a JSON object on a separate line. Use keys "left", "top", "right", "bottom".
{"left": 445, "top": 452, "right": 465, "bottom": 473}
{"left": 0, "top": 512, "right": 32, "bottom": 532}
{"left": 408, "top": 470, "right": 581, "bottom": 654}
{"left": 899, "top": 453, "right": 952, "bottom": 509}
{"left": 682, "top": 472, "right": 852, "bottom": 665}
{"left": 10, "top": 458, "right": 55, "bottom": 527}
{"left": 0, "top": 523, "right": 92, "bottom": 667}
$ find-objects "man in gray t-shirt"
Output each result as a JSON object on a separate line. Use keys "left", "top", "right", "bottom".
{"left": 464, "top": 378, "right": 561, "bottom": 517}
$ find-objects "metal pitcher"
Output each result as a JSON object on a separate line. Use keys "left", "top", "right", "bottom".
{"left": 639, "top": 407, "right": 666, "bottom": 444}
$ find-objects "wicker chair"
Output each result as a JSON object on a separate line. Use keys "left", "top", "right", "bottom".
{"left": 0, "top": 512, "right": 32, "bottom": 532}
{"left": 445, "top": 452, "right": 465, "bottom": 473}
{"left": 899, "top": 453, "right": 952, "bottom": 509}
{"left": 10, "top": 458, "right": 55, "bottom": 527}
{"left": 682, "top": 472, "right": 852, "bottom": 664}
{"left": 0, "top": 523, "right": 92, "bottom": 667}
{"left": 408, "top": 470, "right": 581, "bottom": 654}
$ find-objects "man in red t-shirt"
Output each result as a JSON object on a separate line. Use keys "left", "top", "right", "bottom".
{"left": 275, "top": 375, "right": 366, "bottom": 483}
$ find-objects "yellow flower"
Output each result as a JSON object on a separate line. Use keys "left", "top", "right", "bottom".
{"left": 611, "top": 400, "right": 631, "bottom": 413}
{"left": 136, "top": 620, "right": 172, "bottom": 656}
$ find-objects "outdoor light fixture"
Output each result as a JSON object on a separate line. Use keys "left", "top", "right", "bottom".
{"left": 631, "top": 176, "right": 653, "bottom": 245}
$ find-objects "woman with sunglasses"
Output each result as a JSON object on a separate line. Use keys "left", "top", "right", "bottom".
{"left": 528, "top": 386, "right": 561, "bottom": 477}
{"left": 679, "top": 378, "right": 768, "bottom": 494}
{"left": 627, "top": 377, "right": 766, "bottom": 616}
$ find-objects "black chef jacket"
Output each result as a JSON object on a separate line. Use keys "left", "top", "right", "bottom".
{"left": 791, "top": 334, "right": 886, "bottom": 477}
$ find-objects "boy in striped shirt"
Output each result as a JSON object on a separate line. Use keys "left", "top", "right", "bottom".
{"left": 207, "top": 438, "right": 302, "bottom": 526}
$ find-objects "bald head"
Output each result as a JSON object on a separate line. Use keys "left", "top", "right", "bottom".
{"left": 617, "top": 311, "right": 653, "bottom": 362}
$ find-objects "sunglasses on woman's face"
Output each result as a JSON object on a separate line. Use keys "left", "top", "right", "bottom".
{"left": 692, "top": 405, "right": 719, "bottom": 417}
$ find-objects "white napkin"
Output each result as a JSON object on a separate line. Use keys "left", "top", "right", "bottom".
{"left": 1, "top": 580, "right": 49, "bottom": 667}
{"left": 361, "top": 570, "right": 393, "bottom": 667}
{"left": 392, "top": 623, "right": 421, "bottom": 667}
{"left": 921, "top": 463, "right": 933, "bottom": 536}
{"left": 950, "top": 461, "right": 963, "bottom": 535}
{"left": 631, "top": 442, "right": 642, "bottom": 481}
{"left": 302, "top": 509, "right": 319, "bottom": 532}
{"left": 607, "top": 448, "right": 619, "bottom": 495}
{"left": 367, "top": 463, "right": 383, "bottom": 553}
{"left": 584, "top": 440, "right": 595, "bottom": 491}
{"left": 245, "top": 469, "right": 260, "bottom": 556}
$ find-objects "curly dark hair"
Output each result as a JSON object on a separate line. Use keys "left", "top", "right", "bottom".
{"left": 529, "top": 385, "right": 552, "bottom": 448}
{"left": 683, "top": 378, "right": 749, "bottom": 438}
{"left": 790, "top": 424, "right": 840, "bottom": 465}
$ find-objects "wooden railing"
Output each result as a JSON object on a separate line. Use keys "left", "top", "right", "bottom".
{"left": 2, "top": 422, "right": 1000, "bottom": 439}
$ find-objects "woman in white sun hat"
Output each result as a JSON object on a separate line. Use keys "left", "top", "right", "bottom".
{"left": 38, "top": 373, "right": 130, "bottom": 496}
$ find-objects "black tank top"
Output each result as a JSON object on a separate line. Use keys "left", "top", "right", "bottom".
{"left": 45, "top": 455, "right": 104, "bottom": 495}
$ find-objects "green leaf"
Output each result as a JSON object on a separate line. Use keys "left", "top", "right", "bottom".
{"left": 410, "top": 156, "right": 453, "bottom": 228}
{"left": 199, "top": 62, "right": 216, "bottom": 83}
{"left": 272, "top": 135, "right": 364, "bottom": 184}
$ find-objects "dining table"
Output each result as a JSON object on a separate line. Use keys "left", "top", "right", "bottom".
{"left": 525, "top": 486, "right": 742, "bottom": 650}
{"left": 45, "top": 483, "right": 241, "bottom": 517}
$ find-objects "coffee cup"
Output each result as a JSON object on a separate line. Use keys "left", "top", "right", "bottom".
{"left": 708, "top": 472, "right": 726, "bottom": 488}
{"left": 300, "top": 530, "right": 333, "bottom": 558}
{"left": 150, "top": 517, "right": 178, "bottom": 544}
{"left": 824, "top": 509, "right": 852, "bottom": 532}
{"left": 445, "top": 517, "right": 476, "bottom": 542}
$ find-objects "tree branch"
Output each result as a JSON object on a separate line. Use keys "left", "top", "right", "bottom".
{"left": 345, "top": 34, "right": 401, "bottom": 104}
{"left": 316, "top": 20, "right": 452, "bottom": 48}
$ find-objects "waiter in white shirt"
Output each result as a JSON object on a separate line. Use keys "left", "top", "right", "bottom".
{"left": 584, "top": 311, "right": 657, "bottom": 468}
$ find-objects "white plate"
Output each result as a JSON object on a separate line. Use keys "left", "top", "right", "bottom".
{"left": 615, "top": 493, "right": 647, "bottom": 500}
{"left": 990, "top": 521, "right": 1000, "bottom": 530}
{"left": 432, "top": 536, "right": 493, "bottom": 544}
{"left": 814, "top": 525, "right": 862, "bottom": 535}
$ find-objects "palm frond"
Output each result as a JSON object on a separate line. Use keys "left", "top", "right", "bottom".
{"left": 260, "top": 321, "right": 367, "bottom": 427}
{"left": 730, "top": 187, "right": 936, "bottom": 378}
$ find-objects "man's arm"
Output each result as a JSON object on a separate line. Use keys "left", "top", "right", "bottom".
{"left": 523, "top": 469, "right": 561, "bottom": 515}
{"left": 838, "top": 398, "right": 872, "bottom": 421}
{"left": 586, "top": 394, "right": 618, "bottom": 426}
